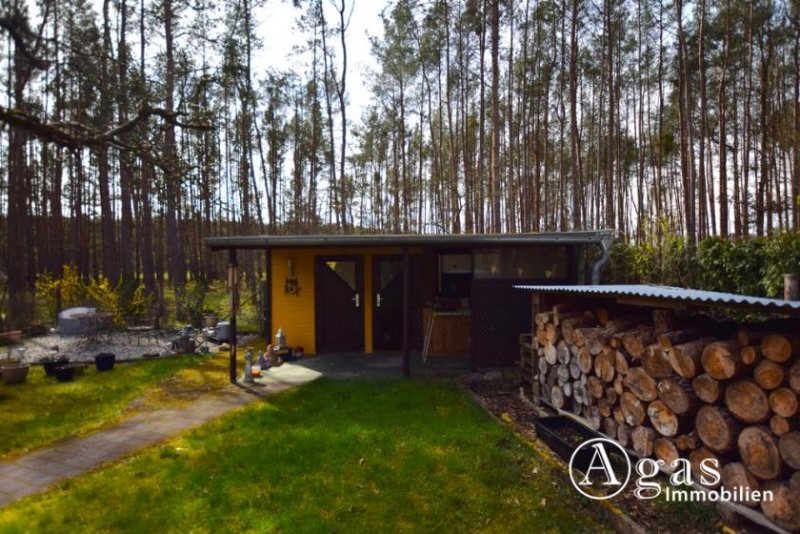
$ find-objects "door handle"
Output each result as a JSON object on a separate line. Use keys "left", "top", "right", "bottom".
{"left": 352, "top": 293, "right": 360, "bottom": 308}
{"left": 376, "top": 293, "right": 384, "bottom": 308}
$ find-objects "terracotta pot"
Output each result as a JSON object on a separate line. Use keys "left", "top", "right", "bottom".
{"left": 2, "top": 364, "right": 29, "bottom": 385}
{"left": 1, "top": 331, "right": 23, "bottom": 344}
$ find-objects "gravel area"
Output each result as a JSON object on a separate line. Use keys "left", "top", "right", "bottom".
{"left": 2, "top": 331, "right": 205, "bottom": 364}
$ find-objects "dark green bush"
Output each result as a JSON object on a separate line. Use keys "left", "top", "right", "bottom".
{"left": 608, "top": 231, "right": 800, "bottom": 298}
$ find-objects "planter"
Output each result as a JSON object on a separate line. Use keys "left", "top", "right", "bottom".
{"left": 203, "top": 314, "right": 218, "bottom": 328}
{"left": 54, "top": 365, "right": 75, "bottom": 383}
{"left": 0, "top": 330, "right": 23, "bottom": 344}
{"left": 2, "top": 364, "right": 30, "bottom": 385}
{"left": 43, "top": 358, "right": 70, "bottom": 376}
{"left": 171, "top": 337, "right": 196, "bottom": 354}
{"left": 95, "top": 353, "right": 116, "bottom": 372}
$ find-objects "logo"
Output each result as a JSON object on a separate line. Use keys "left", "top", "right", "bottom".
{"left": 568, "top": 438, "right": 631, "bottom": 500}
{"left": 567, "top": 437, "right": 774, "bottom": 504}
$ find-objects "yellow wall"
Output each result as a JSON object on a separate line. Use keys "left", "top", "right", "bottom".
{"left": 270, "top": 247, "right": 416, "bottom": 353}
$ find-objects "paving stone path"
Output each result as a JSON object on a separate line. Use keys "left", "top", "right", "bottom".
{"left": 0, "top": 362, "right": 323, "bottom": 508}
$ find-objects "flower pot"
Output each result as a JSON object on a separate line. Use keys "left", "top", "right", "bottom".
{"left": 43, "top": 358, "right": 70, "bottom": 376}
{"left": 1, "top": 330, "right": 23, "bottom": 344}
{"left": 95, "top": 353, "right": 116, "bottom": 371}
{"left": 54, "top": 365, "right": 75, "bottom": 383}
{"left": 2, "top": 364, "right": 30, "bottom": 385}
{"left": 203, "top": 314, "right": 218, "bottom": 328}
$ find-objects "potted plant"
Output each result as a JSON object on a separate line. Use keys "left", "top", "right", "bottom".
{"left": 1, "top": 363, "right": 29, "bottom": 385}
{"left": 1, "top": 345, "right": 28, "bottom": 384}
{"left": 95, "top": 352, "right": 116, "bottom": 371}
{"left": 42, "top": 355, "right": 70, "bottom": 376}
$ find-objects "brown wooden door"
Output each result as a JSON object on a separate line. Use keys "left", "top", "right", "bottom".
{"left": 372, "top": 256, "right": 403, "bottom": 350}
{"left": 315, "top": 256, "right": 364, "bottom": 352}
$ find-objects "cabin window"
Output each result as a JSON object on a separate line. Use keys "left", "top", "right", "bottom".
{"left": 439, "top": 253, "right": 472, "bottom": 297}
{"left": 473, "top": 247, "right": 568, "bottom": 280}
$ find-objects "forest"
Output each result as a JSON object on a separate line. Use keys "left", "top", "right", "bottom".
{"left": 0, "top": 0, "right": 799, "bottom": 324}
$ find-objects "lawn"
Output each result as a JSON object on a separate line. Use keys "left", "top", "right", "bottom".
{"left": 0, "top": 379, "right": 611, "bottom": 533}
{"left": 0, "top": 355, "right": 211, "bottom": 459}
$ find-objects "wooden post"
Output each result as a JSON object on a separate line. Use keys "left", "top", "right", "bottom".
{"left": 263, "top": 248, "right": 272, "bottom": 339}
{"left": 228, "top": 248, "right": 238, "bottom": 384}
{"left": 785, "top": 274, "right": 799, "bottom": 301}
{"left": 402, "top": 246, "right": 410, "bottom": 377}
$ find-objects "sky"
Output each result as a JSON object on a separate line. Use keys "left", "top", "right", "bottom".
{"left": 256, "top": 0, "right": 386, "bottom": 122}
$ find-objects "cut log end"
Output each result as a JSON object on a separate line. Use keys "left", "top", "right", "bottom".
{"left": 760, "top": 482, "right": 800, "bottom": 532}
{"left": 738, "top": 426, "right": 783, "bottom": 481}
{"left": 721, "top": 462, "right": 761, "bottom": 508}
{"left": 724, "top": 379, "right": 771, "bottom": 424}
{"left": 696, "top": 405, "right": 740, "bottom": 453}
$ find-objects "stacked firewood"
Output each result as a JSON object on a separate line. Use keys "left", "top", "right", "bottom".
{"left": 531, "top": 304, "right": 800, "bottom": 531}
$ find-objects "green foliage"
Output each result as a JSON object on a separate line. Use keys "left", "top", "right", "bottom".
{"left": 609, "top": 230, "right": 800, "bottom": 299}
{"left": 35, "top": 265, "right": 152, "bottom": 326}
{"left": 761, "top": 232, "right": 800, "bottom": 297}
{"left": 695, "top": 236, "right": 766, "bottom": 296}
{"left": 607, "top": 219, "right": 693, "bottom": 287}
{"left": 175, "top": 281, "right": 207, "bottom": 326}
{"left": 85, "top": 277, "right": 122, "bottom": 326}
{"left": 124, "top": 284, "right": 152, "bottom": 320}
{"left": 35, "top": 265, "right": 86, "bottom": 321}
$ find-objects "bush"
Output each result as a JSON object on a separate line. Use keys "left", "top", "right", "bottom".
{"left": 85, "top": 277, "right": 123, "bottom": 326}
{"left": 606, "top": 221, "right": 693, "bottom": 287}
{"left": 608, "top": 231, "right": 800, "bottom": 298}
{"left": 761, "top": 232, "right": 800, "bottom": 297}
{"left": 175, "top": 281, "right": 207, "bottom": 326}
{"left": 35, "top": 265, "right": 86, "bottom": 321}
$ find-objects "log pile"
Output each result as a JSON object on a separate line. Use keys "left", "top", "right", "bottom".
{"left": 526, "top": 305, "right": 800, "bottom": 531}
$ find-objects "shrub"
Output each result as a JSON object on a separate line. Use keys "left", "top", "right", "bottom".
{"left": 85, "top": 277, "right": 123, "bottom": 326}
{"left": 175, "top": 281, "right": 207, "bottom": 326}
{"left": 35, "top": 265, "right": 86, "bottom": 321}
{"left": 761, "top": 232, "right": 800, "bottom": 297}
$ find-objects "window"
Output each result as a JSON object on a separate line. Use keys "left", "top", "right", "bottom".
{"left": 439, "top": 253, "right": 472, "bottom": 297}
{"left": 473, "top": 247, "right": 568, "bottom": 280}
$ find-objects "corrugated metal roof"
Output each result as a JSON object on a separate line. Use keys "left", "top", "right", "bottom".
{"left": 514, "top": 284, "right": 800, "bottom": 315}
{"left": 206, "top": 230, "right": 613, "bottom": 251}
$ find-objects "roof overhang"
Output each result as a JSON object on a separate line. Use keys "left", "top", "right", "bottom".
{"left": 515, "top": 284, "right": 800, "bottom": 317}
{"left": 206, "top": 230, "right": 614, "bottom": 251}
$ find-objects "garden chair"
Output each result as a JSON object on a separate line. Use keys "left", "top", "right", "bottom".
{"left": 126, "top": 307, "right": 160, "bottom": 345}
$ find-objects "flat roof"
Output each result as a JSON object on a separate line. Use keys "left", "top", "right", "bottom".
{"left": 515, "top": 284, "right": 800, "bottom": 316}
{"left": 206, "top": 230, "right": 613, "bottom": 251}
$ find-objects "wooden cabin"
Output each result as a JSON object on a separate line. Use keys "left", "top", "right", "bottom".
{"left": 206, "top": 231, "right": 612, "bottom": 374}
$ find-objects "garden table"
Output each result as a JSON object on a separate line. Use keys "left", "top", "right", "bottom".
{"left": 75, "top": 312, "right": 114, "bottom": 343}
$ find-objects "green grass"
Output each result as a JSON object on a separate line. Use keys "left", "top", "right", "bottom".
{"left": 0, "top": 379, "right": 610, "bottom": 533}
{"left": 0, "top": 355, "right": 208, "bottom": 459}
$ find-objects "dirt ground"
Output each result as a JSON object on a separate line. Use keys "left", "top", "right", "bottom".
{"left": 464, "top": 376, "right": 771, "bottom": 534}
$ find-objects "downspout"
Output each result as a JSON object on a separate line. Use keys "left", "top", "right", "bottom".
{"left": 590, "top": 234, "right": 614, "bottom": 285}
